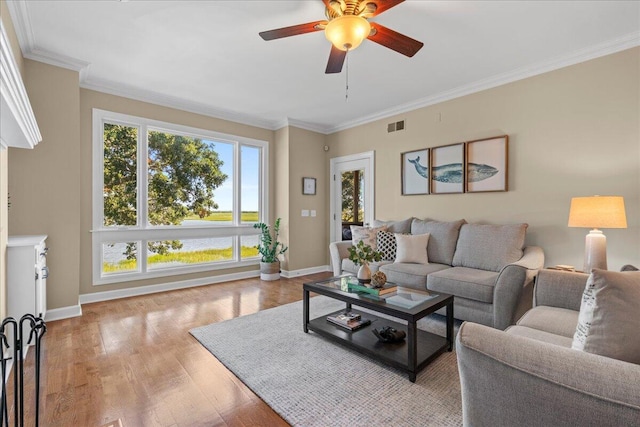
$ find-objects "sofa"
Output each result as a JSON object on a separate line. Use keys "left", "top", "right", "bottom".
{"left": 456, "top": 268, "right": 640, "bottom": 426}
{"left": 329, "top": 218, "right": 545, "bottom": 329}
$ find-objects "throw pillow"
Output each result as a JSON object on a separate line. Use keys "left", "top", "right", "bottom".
{"left": 377, "top": 231, "right": 398, "bottom": 261}
{"left": 572, "top": 269, "right": 640, "bottom": 364}
{"left": 350, "top": 225, "right": 387, "bottom": 250}
{"left": 394, "top": 233, "right": 430, "bottom": 264}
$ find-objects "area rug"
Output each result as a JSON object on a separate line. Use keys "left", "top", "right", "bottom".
{"left": 190, "top": 296, "right": 463, "bottom": 427}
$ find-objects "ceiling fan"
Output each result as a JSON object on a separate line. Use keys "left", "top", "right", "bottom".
{"left": 259, "top": 0, "right": 423, "bottom": 74}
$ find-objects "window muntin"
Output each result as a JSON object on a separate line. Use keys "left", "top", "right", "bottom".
{"left": 92, "top": 109, "right": 267, "bottom": 284}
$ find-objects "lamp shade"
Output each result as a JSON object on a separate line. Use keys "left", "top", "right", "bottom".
{"left": 568, "top": 196, "right": 627, "bottom": 229}
{"left": 325, "top": 15, "right": 371, "bottom": 51}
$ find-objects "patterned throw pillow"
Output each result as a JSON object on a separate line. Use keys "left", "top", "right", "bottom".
{"left": 572, "top": 269, "right": 640, "bottom": 364}
{"left": 350, "top": 225, "right": 387, "bottom": 250}
{"left": 377, "top": 231, "right": 397, "bottom": 261}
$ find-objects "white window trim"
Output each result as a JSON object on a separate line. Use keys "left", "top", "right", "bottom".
{"left": 92, "top": 108, "right": 269, "bottom": 285}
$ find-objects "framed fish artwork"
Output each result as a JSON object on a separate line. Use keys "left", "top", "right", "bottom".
{"left": 401, "top": 148, "right": 430, "bottom": 195}
{"left": 430, "top": 143, "right": 465, "bottom": 194}
{"left": 465, "top": 135, "right": 509, "bottom": 192}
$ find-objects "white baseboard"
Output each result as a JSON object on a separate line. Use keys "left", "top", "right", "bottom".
{"left": 45, "top": 267, "right": 329, "bottom": 322}
{"left": 45, "top": 305, "right": 83, "bottom": 322}
{"left": 79, "top": 270, "right": 260, "bottom": 305}
{"left": 281, "top": 265, "right": 331, "bottom": 278}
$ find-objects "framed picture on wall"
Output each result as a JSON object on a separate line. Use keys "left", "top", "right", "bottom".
{"left": 465, "top": 135, "right": 509, "bottom": 192}
{"left": 430, "top": 143, "right": 465, "bottom": 194}
{"left": 401, "top": 149, "right": 430, "bottom": 195}
{"left": 302, "top": 177, "right": 316, "bottom": 195}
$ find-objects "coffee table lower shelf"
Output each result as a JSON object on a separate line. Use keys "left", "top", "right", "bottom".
{"left": 307, "top": 309, "right": 449, "bottom": 381}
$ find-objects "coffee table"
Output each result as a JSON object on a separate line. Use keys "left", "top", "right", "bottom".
{"left": 303, "top": 276, "right": 454, "bottom": 382}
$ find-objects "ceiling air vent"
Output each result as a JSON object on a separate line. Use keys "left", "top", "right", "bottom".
{"left": 387, "top": 120, "right": 405, "bottom": 133}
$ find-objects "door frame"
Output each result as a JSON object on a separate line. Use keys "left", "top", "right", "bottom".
{"left": 329, "top": 151, "right": 375, "bottom": 243}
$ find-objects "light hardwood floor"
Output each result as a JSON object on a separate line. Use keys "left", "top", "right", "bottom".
{"left": 8, "top": 272, "right": 332, "bottom": 427}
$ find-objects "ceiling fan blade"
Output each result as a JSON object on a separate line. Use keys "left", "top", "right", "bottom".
{"left": 259, "top": 21, "right": 327, "bottom": 41}
{"left": 367, "top": 22, "right": 423, "bottom": 57}
{"left": 365, "top": 0, "right": 405, "bottom": 17}
{"left": 325, "top": 45, "right": 347, "bottom": 74}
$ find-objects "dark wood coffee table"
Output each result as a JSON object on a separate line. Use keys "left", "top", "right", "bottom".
{"left": 303, "top": 276, "right": 454, "bottom": 382}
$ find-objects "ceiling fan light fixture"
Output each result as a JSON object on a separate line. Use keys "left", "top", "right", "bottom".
{"left": 324, "top": 15, "right": 371, "bottom": 51}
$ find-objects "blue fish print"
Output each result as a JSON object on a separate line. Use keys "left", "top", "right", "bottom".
{"left": 409, "top": 157, "right": 498, "bottom": 183}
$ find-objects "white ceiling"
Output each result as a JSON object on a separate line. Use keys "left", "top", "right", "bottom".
{"left": 6, "top": 1, "right": 640, "bottom": 134}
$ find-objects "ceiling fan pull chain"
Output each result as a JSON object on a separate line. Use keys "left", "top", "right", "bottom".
{"left": 345, "top": 49, "right": 349, "bottom": 101}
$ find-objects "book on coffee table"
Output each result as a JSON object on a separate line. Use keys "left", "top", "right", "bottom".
{"left": 327, "top": 313, "right": 371, "bottom": 331}
{"left": 348, "top": 282, "right": 398, "bottom": 296}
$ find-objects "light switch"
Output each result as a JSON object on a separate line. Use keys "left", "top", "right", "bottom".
{"left": 310, "top": 210, "right": 317, "bottom": 217}
{"left": 301, "top": 209, "right": 310, "bottom": 217}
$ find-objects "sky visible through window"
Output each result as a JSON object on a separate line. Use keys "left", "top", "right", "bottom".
{"left": 207, "top": 140, "right": 259, "bottom": 212}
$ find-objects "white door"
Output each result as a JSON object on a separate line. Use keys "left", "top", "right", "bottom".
{"left": 329, "top": 151, "right": 375, "bottom": 243}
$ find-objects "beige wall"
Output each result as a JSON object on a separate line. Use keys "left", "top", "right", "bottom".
{"left": 326, "top": 47, "right": 640, "bottom": 271}
{"left": 287, "top": 127, "right": 329, "bottom": 270}
{"left": 273, "top": 127, "right": 290, "bottom": 269}
{"left": 9, "top": 60, "right": 82, "bottom": 310}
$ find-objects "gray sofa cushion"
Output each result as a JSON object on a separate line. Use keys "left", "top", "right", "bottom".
{"left": 372, "top": 218, "right": 414, "bottom": 234}
{"left": 380, "top": 262, "right": 450, "bottom": 289}
{"left": 411, "top": 218, "right": 465, "bottom": 265}
{"left": 517, "top": 306, "right": 579, "bottom": 338}
{"left": 427, "top": 267, "right": 498, "bottom": 303}
{"left": 505, "top": 325, "right": 574, "bottom": 348}
{"left": 452, "top": 223, "right": 527, "bottom": 272}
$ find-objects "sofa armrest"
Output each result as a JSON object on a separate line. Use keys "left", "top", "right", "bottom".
{"left": 534, "top": 269, "right": 589, "bottom": 311}
{"left": 456, "top": 322, "right": 640, "bottom": 427}
{"left": 491, "top": 246, "right": 544, "bottom": 329}
{"left": 329, "top": 240, "right": 352, "bottom": 276}
{"left": 511, "top": 245, "right": 545, "bottom": 270}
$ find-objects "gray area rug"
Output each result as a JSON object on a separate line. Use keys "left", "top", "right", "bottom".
{"left": 190, "top": 296, "right": 463, "bottom": 427}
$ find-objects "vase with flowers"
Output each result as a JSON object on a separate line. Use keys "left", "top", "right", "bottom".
{"left": 348, "top": 240, "right": 383, "bottom": 284}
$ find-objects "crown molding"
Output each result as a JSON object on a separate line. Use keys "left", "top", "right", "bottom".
{"left": 4, "top": 0, "right": 35, "bottom": 54}
{"left": 23, "top": 47, "right": 91, "bottom": 80}
{"left": 325, "top": 31, "right": 640, "bottom": 134}
{"left": 0, "top": 22, "right": 42, "bottom": 149}
{"left": 284, "top": 118, "right": 331, "bottom": 134}
{"left": 80, "top": 78, "right": 281, "bottom": 131}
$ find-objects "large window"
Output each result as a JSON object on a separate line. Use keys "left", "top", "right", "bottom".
{"left": 92, "top": 109, "right": 267, "bottom": 284}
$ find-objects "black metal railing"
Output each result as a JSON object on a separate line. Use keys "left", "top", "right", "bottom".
{"left": 0, "top": 315, "right": 46, "bottom": 427}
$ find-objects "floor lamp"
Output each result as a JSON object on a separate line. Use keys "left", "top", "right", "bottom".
{"left": 568, "top": 196, "right": 627, "bottom": 272}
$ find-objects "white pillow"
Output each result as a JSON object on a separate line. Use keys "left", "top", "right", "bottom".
{"left": 572, "top": 269, "right": 640, "bottom": 364}
{"left": 394, "top": 233, "right": 430, "bottom": 264}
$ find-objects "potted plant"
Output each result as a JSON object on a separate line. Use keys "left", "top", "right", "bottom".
{"left": 253, "top": 218, "right": 288, "bottom": 281}
{"left": 348, "top": 240, "right": 383, "bottom": 284}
